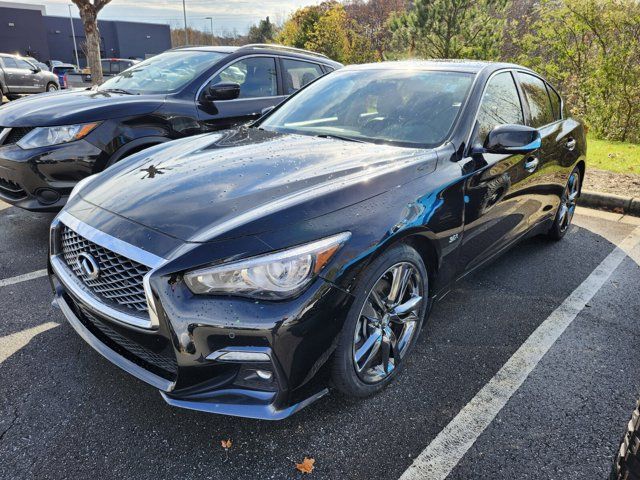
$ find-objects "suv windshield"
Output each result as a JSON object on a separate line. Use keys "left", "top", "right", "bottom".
{"left": 98, "top": 50, "right": 227, "bottom": 95}
{"left": 260, "top": 69, "right": 474, "bottom": 148}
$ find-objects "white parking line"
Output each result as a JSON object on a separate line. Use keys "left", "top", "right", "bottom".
{"left": 399, "top": 225, "right": 640, "bottom": 480}
{"left": 0, "top": 322, "right": 59, "bottom": 364}
{"left": 0, "top": 269, "right": 48, "bottom": 288}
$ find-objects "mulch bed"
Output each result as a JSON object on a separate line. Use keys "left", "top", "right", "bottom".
{"left": 584, "top": 168, "right": 640, "bottom": 198}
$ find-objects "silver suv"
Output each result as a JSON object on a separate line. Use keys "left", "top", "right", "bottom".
{"left": 0, "top": 54, "right": 59, "bottom": 102}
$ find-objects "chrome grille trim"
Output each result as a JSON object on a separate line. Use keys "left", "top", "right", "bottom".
{"left": 52, "top": 211, "right": 167, "bottom": 330}
{"left": 61, "top": 226, "right": 150, "bottom": 312}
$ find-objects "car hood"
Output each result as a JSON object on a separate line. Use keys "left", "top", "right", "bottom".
{"left": 79, "top": 127, "right": 438, "bottom": 243}
{"left": 0, "top": 89, "right": 164, "bottom": 127}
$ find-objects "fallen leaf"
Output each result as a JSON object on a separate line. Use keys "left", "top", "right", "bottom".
{"left": 221, "top": 439, "right": 232, "bottom": 449}
{"left": 296, "top": 457, "right": 315, "bottom": 474}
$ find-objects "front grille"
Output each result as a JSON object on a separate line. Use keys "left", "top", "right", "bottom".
{"left": 0, "top": 176, "right": 27, "bottom": 199}
{"left": 1, "top": 127, "right": 34, "bottom": 145}
{"left": 60, "top": 225, "right": 151, "bottom": 313}
{"left": 71, "top": 299, "right": 177, "bottom": 380}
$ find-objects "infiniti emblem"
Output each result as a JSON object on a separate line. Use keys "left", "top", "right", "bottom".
{"left": 76, "top": 252, "right": 100, "bottom": 280}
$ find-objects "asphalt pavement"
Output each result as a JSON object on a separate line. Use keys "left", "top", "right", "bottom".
{"left": 0, "top": 200, "right": 639, "bottom": 480}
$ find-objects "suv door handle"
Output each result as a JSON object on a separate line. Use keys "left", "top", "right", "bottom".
{"left": 566, "top": 138, "right": 576, "bottom": 151}
{"left": 524, "top": 156, "right": 539, "bottom": 173}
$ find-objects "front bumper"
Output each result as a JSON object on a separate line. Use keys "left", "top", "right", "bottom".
{"left": 0, "top": 138, "right": 104, "bottom": 211}
{"left": 49, "top": 211, "right": 354, "bottom": 419}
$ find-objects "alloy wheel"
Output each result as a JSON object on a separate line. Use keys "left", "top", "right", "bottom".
{"left": 558, "top": 171, "right": 580, "bottom": 233}
{"left": 352, "top": 262, "right": 424, "bottom": 384}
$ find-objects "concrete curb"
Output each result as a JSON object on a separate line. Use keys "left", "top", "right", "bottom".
{"left": 579, "top": 190, "right": 640, "bottom": 217}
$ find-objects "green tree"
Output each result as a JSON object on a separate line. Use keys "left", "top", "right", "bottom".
{"left": 388, "top": 0, "right": 508, "bottom": 60}
{"left": 247, "top": 16, "right": 278, "bottom": 43}
{"left": 515, "top": 0, "right": 640, "bottom": 142}
{"left": 278, "top": 1, "right": 375, "bottom": 63}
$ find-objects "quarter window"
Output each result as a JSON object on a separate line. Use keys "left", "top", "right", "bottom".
{"left": 547, "top": 84, "right": 562, "bottom": 120}
{"left": 211, "top": 57, "right": 277, "bottom": 99}
{"left": 281, "top": 59, "right": 324, "bottom": 94}
{"left": 518, "top": 73, "right": 555, "bottom": 128}
{"left": 474, "top": 72, "right": 524, "bottom": 146}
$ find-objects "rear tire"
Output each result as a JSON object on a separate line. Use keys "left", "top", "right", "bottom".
{"left": 547, "top": 167, "right": 581, "bottom": 240}
{"left": 331, "top": 244, "right": 429, "bottom": 398}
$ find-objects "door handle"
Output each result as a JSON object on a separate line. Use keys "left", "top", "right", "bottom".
{"left": 524, "top": 156, "right": 539, "bottom": 173}
{"left": 566, "top": 138, "right": 576, "bottom": 151}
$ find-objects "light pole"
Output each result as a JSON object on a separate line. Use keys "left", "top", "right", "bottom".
{"left": 68, "top": 4, "right": 80, "bottom": 67}
{"left": 182, "top": 0, "right": 188, "bottom": 45}
{"left": 205, "top": 17, "right": 214, "bottom": 45}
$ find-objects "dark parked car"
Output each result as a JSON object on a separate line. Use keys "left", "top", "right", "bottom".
{"left": 51, "top": 63, "right": 78, "bottom": 89}
{"left": 49, "top": 60, "right": 586, "bottom": 420}
{"left": 0, "top": 53, "right": 59, "bottom": 100}
{"left": 0, "top": 44, "right": 341, "bottom": 210}
{"left": 611, "top": 398, "right": 640, "bottom": 479}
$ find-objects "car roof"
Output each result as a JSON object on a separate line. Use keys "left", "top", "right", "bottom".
{"left": 173, "top": 45, "right": 343, "bottom": 67}
{"left": 343, "top": 59, "right": 530, "bottom": 74}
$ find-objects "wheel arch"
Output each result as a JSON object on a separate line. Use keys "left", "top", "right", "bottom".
{"left": 104, "top": 136, "right": 172, "bottom": 169}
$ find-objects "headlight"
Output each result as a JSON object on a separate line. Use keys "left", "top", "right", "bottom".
{"left": 68, "top": 173, "right": 98, "bottom": 201}
{"left": 17, "top": 122, "right": 100, "bottom": 149}
{"left": 184, "top": 232, "right": 351, "bottom": 299}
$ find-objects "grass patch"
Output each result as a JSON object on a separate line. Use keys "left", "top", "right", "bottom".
{"left": 587, "top": 135, "right": 640, "bottom": 174}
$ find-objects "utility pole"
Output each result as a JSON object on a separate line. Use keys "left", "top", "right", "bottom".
{"left": 205, "top": 17, "right": 214, "bottom": 45}
{"left": 68, "top": 4, "right": 80, "bottom": 67}
{"left": 182, "top": 0, "right": 188, "bottom": 45}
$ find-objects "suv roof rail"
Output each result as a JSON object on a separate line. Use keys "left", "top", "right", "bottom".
{"left": 238, "top": 44, "right": 329, "bottom": 59}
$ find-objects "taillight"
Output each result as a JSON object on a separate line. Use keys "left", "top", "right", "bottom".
{"left": 62, "top": 73, "right": 68, "bottom": 88}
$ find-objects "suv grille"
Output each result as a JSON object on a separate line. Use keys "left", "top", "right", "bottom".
{"left": 0, "top": 127, "right": 34, "bottom": 146}
{"left": 0, "top": 176, "right": 26, "bottom": 199}
{"left": 60, "top": 225, "right": 151, "bottom": 313}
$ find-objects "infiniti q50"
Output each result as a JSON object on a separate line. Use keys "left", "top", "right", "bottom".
{"left": 48, "top": 61, "right": 586, "bottom": 420}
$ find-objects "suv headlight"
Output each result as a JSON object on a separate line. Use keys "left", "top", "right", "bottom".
{"left": 184, "top": 232, "right": 350, "bottom": 299}
{"left": 17, "top": 122, "right": 100, "bottom": 149}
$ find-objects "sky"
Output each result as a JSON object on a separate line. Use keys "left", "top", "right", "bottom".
{"left": 11, "top": 0, "right": 322, "bottom": 34}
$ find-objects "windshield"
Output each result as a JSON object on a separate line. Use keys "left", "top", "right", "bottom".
{"left": 260, "top": 69, "right": 474, "bottom": 148}
{"left": 99, "top": 50, "right": 228, "bottom": 94}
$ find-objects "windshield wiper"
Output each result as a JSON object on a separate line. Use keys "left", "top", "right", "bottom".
{"left": 316, "top": 133, "right": 364, "bottom": 143}
{"left": 101, "top": 88, "right": 134, "bottom": 95}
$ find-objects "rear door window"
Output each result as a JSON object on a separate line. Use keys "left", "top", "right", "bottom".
{"left": 101, "top": 60, "right": 111, "bottom": 74}
{"left": 1, "top": 57, "right": 18, "bottom": 68}
{"left": 547, "top": 84, "right": 562, "bottom": 120}
{"left": 281, "top": 59, "right": 324, "bottom": 94}
{"left": 517, "top": 72, "right": 555, "bottom": 128}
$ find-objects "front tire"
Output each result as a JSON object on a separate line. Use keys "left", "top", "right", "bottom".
{"left": 331, "top": 244, "right": 429, "bottom": 398}
{"left": 46, "top": 83, "right": 58, "bottom": 92}
{"left": 548, "top": 167, "right": 581, "bottom": 240}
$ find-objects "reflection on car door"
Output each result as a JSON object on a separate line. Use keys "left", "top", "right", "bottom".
{"left": 196, "top": 56, "right": 287, "bottom": 131}
{"left": 459, "top": 70, "right": 543, "bottom": 273}
{"left": 515, "top": 72, "right": 582, "bottom": 225}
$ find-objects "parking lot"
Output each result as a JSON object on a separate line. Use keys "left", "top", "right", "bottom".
{"left": 1, "top": 199, "right": 639, "bottom": 479}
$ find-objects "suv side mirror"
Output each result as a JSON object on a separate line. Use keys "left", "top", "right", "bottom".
{"left": 482, "top": 124, "right": 541, "bottom": 154}
{"left": 205, "top": 82, "right": 240, "bottom": 102}
{"left": 31, "top": 66, "right": 41, "bottom": 73}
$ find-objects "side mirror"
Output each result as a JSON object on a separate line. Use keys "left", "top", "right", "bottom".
{"left": 204, "top": 82, "right": 240, "bottom": 102}
{"left": 31, "top": 67, "right": 41, "bottom": 73}
{"left": 482, "top": 124, "right": 541, "bottom": 154}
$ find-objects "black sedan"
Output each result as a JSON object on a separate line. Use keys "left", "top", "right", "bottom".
{"left": 48, "top": 60, "right": 586, "bottom": 420}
